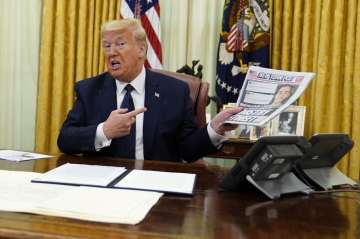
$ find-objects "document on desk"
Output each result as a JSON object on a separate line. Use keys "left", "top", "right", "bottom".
{"left": 0, "top": 170, "right": 163, "bottom": 225}
{"left": 0, "top": 150, "right": 52, "bottom": 161}
{"left": 32, "top": 163, "right": 127, "bottom": 187}
{"left": 38, "top": 187, "right": 163, "bottom": 224}
{"left": 0, "top": 170, "right": 71, "bottom": 212}
{"left": 114, "top": 170, "right": 196, "bottom": 195}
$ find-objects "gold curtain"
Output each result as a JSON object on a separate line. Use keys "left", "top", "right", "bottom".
{"left": 271, "top": 0, "right": 360, "bottom": 179}
{"left": 35, "top": 0, "right": 120, "bottom": 171}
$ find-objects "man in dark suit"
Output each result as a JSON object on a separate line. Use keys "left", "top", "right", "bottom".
{"left": 57, "top": 18, "right": 242, "bottom": 162}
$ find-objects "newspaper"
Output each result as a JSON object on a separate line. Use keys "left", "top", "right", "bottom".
{"left": 225, "top": 66, "right": 315, "bottom": 126}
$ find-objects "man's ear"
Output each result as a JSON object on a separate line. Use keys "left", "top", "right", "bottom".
{"left": 138, "top": 43, "right": 146, "bottom": 58}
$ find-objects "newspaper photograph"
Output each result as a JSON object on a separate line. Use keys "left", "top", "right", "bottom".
{"left": 225, "top": 66, "right": 315, "bottom": 126}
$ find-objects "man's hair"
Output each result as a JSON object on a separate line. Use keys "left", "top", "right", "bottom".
{"left": 101, "top": 19, "right": 147, "bottom": 49}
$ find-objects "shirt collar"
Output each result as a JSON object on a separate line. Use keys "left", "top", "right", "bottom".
{"left": 115, "top": 66, "right": 146, "bottom": 94}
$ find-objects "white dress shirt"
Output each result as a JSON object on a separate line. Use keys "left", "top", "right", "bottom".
{"left": 94, "top": 67, "right": 225, "bottom": 159}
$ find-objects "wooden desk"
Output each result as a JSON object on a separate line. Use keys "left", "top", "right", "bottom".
{"left": 208, "top": 140, "right": 253, "bottom": 159}
{"left": 0, "top": 155, "right": 358, "bottom": 239}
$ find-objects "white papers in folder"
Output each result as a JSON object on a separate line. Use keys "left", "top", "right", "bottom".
{"left": 114, "top": 170, "right": 196, "bottom": 195}
{"left": 32, "top": 163, "right": 126, "bottom": 187}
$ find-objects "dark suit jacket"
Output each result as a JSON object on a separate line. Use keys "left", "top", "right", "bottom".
{"left": 57, "top": 69, "right": 217, "bottom": 162}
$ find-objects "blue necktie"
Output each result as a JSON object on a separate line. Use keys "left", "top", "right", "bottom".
{"left": 117, "top": 84, "right": 136, "bottom": 159}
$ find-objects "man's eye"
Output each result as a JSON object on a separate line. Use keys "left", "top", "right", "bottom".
{"left": 116, "top": 42, "right": 126, "bottom": 48}
{"left": 103, "top": 43, "right": 111, "bottom": 48}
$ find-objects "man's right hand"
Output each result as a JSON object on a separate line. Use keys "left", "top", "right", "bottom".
{"left": 103, "top": 107, "right": 146, "bottom": 139}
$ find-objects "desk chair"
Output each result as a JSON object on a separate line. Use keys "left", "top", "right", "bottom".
{"left": 150, "top": 69, "right": 209, "bottom": 128}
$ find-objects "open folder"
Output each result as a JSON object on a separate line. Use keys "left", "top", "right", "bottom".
{"left": 32, "top": 163, "right": 196, "bottom": 195}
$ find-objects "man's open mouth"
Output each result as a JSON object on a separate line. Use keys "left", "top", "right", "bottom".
{"left": 110, "top": 59, "right": 121, "bottom": 70}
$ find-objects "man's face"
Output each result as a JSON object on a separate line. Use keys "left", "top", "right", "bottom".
{"left": 274, "top": 86, "right": 291, "bottom": 105}
{"left": 102, "top": 29, "right": 145, "bottom": 82}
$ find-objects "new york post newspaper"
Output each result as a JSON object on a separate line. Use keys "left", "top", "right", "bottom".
{"left": 225, "top": 66, "right": 315, "bottom": 126}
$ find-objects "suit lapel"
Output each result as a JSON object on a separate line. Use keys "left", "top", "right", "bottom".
{"left": 96, "top": 73, "right": 117, "bottom": 122}
{"left": 143, "top": 70, "right": 161, "bottom": 158}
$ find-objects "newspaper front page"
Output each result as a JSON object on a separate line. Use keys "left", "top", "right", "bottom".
{"left": 225, "top": 66, "right": 315, "bottom": 126}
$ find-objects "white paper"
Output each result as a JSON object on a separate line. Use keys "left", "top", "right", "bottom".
{"left": 0, "top": 170, "right": 162, "bottom": 225}
{"left": 0, "top": 150, "right": 52, "bottom": 161}
{"left": 0, "top": 170, "right": 71, "bottom": 212}
{"left": 225, "top": 66, "right": 315, "bottom": 126}
{"left": 32, "top": 163, "right": 127, "bottom": 187}
{"left": 115, "top": 170, "right": 196, "bottom": 195}
{"left": 39, "top": 187, "right": 163, "bottom": 224}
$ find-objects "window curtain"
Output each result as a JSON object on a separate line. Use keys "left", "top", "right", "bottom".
{"left": 271, "top": 0, "right": 360, "bottom": 179}
{"left": 0, "top": 0, "right": 42, "bottom": 151}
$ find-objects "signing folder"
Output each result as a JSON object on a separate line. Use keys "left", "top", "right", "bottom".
{"left": 32, "top": 164, "right": 196, "bottom": 195}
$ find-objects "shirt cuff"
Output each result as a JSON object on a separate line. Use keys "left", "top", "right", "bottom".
{"left": 207, "top": 123, "right": 227, "bottom": 149}
{"left": 94, "top": 123, "right": 112, "bottom": 151}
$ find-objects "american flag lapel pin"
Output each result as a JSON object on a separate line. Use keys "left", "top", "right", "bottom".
{"left": 155, "top": 92, "right": 160, "bottom": 98}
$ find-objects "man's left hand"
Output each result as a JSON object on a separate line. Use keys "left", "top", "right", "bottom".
{"left": 210, "top": 107, "right": 243, "bottom": 135}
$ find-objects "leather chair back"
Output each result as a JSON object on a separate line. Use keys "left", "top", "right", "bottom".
{"left": 150, "top": 69, "right": 209, "bottom": 128}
